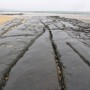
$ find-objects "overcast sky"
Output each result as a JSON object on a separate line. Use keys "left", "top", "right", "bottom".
{"left": 0, "top": 0, "right": 90, "bottom": 11}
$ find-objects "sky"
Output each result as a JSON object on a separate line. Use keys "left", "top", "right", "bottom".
{"left": 0, "top": 0, "right": 90, "bottom": 11}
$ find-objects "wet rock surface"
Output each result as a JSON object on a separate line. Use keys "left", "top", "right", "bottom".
{"left": 0, "top": 16, "right": 90, "bottom": 90}
{"left": 3, "top": 31, "right": 60, "bottom": 90}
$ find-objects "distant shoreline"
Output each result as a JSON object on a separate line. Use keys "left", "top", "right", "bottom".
{"left": 0, "top": 12, "right": 90, "bottom": 23}
{"left": 0, "top": 11, "right": 90, "bottom": 15}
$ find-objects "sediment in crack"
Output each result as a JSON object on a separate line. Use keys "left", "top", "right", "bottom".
{"left": 49, "top": 29, "right": 66, "bottom": 90}
{"left": 41, "top": 21, "right": 66, "bottom": 90}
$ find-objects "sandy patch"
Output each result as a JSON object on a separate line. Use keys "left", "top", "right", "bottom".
{"left": 58, "top": 14, "right": 90, "bottom": 23}
{"left": 24, "top": 13, "right": 90, "bottom": 23}
{"left": 0, "top": 15, "right": 15, "bottom": 24}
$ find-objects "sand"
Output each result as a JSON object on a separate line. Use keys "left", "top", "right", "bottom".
{"left": 24, "top": 12, "right": 90, "bottom": 23}
{"left": 0, "top": 13, "right": 90, "bottom": 25}
{"left": 0, "top": 15, "right": 15, "bottom": 24}
{"left": 58, "top": 14, "right": 90, "bottom": 23}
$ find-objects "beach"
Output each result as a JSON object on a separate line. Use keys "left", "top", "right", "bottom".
{"left": 23, "top": 12, "right": 90, "bottom": 23}
{"left": 58, "top": 14, "right": 90, "bottom": 23}
{"left": 0, "top": 13, "right": 90, "bottom": 90}
{"left": 1, "top": 12, "right": 90, "bottom": 24}
{"left": 0, "top": 15, "right": 15, "bottom": 24}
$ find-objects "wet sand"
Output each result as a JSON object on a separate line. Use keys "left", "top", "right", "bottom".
{"left": 1, "top": 13, "right": 90, "bottom": 24}
{"left": 58, "top": 14, "right": 90, "bottom": 23}
{"left": 24, "top": 12, "right": 90, "bottom": 23}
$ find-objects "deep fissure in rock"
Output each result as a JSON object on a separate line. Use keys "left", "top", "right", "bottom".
{"left": 42, "top": 21, "right": 66, "bottom": 90}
